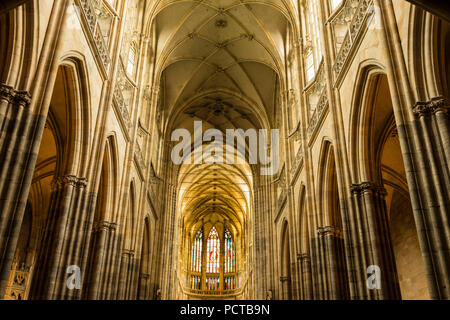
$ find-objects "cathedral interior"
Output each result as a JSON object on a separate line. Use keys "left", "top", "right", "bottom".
{"left": 0, "top": 0, "right": 449, "bottom": 300}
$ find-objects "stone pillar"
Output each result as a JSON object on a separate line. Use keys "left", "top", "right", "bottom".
{"left": 138, "top": 273, "right": 150, "bottom": 300}
{"left": 298, "top": 253, "right": 313, "bottom": 300}
{"left": 405, "top": 0, "right": 450, "bottom": 22}
{"left": 0, "top": 0, "right": 29, "bottom": 14}
{"left": 280, "top": 276, "right": 291, "bottom": 300}
{"left": 375, "top": 0, "right": 450, "bottom": 299}
{"left": 411, "top": 97, "right": 450, "bottom": 298}
{"left": 0, "top": 0, "right": 69, "bottom": 298}
{"left": 318, "top": 226, "right": 347, "bottom": 300}
{"left": 351, "top": 182, "right": 401, "bottom": 300}
{"left": 0, "top": 84, "right": 32, "bottom": 297}
{"left": 28, "top": 174, "right": 91, "bottom": 300}
{"left": 117, "top": 249, "right": 134, "bottom": 300}
{"left": 103, "top": 223, "right": 118, "bottom": 300}
{"left": 85, "top": 220, "right": 115, "bottom": 299}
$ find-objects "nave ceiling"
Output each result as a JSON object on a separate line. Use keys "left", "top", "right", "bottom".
{"left": 146, "top": 0, "right": 295, "bottom": 230}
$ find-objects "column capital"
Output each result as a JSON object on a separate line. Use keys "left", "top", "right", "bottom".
{"left": 297, "top": 253, "right": 310, "bottom": 262}
{"left": 140, "top": 273, "right": 150, "bottom": 279}
{"left": 317, "top": 225, "right": 341, "bottom": 237}
{"left": 0, "top": 83, "right": 31, "bottom": 107}
{"left": 122, "top": 249, "right": 135, "bottom": 257}
{"left": 413, "top": 96, "right": 449, "bottom": 117}
{"left": 0, "top": 83, "right": 15, "bottom": 103}
{"left": 51, "top": 175, "right": 88, "bottom": 191}
{"left": 93, "top": 220, "right": 116, "bottom": 232}
{"left": 350, "top": 181, "right": 386, "bottom": 195}
{"left": 280, "top": 276, "right": 290, "bottom": 282}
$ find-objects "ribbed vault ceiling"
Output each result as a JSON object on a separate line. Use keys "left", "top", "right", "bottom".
{"left": 149, "top": 0, "right": 292, "bottom": 236}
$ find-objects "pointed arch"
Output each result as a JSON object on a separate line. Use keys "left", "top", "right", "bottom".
{"left": 124, "top": 180, "right": 137, "bottom": 251}
{"left": 280, "top": 219, "right": 292, "bottom": 300}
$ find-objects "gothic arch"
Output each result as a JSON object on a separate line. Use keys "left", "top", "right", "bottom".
{"left": 26, "top": 57, "right": 92, "bottom": 299}
{"left": 349, "top": 65, "right": 429, "bottom": 300}
{"left": 297, "top": 184, "right": 313, "bottom": 300}
{"left": 316, "top": 138, "right": 338, "bottom": 227}
{"left": 57, "top": 55, "right": 92, "bottom": 177}
{"left": 280, "top": 219, "right": 292, "bottom": 300}
{"left": 137, "top": 217, "right": 152, "bottom": 300}
{"left": 298, "top": 185, "right": 309, "bottom": 254}
{"left": 348, "top": 61, "right": 386, "bottom": 183}
{"left": 124, "top": 180, "right": 137, "bottom": 251}
{"left": 84, "top": 135, "right": 118, "bottom": 299}
{"left": 408, "top": 7, "right": 450, "bottom": 100}
{"left": 316, "top": 138, "right": 350, "bottom": 300}
{"left": 0, "top": 0, "right": 38, "bottom": 88}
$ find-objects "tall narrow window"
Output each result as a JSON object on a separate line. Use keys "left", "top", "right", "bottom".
{"left": 127, "top": 43, "right": 136, "bottom": 76}
{"left": 206, "top": 227, "right": 220, "bottom": 274}
{"left": 303, "top": 0, "right": 323, "bottom": 82}
{"left": 330, "top": 0, "right": 343, "bottom": 11}
{"left": 191, "top": 229, "right": 202, "bottom": 273}
{"left": 224, "top": 229, "right": 236, "bottom": 273}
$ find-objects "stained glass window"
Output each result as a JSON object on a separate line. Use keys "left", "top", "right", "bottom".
{"left": 224, "top": 229, "right": 236, "bottom": 273}
{"left": 191, "top": 229, "right": 202, "bottom": 273}
{"left": 206, "top": 227, "right": 220, "bottom": 274}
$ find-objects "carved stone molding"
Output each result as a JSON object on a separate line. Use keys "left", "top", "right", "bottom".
{"left": 333, "top": 0, "right": 374, "bottom": 82}
{"left": 77, "top": 0, "right": 111, "bottom": 72}
{"left": 350, "top": 181, "right": 386, "bottom": 196}
{"left": 0, "top": 83, "right": 32, "bottom": 107}
{"left": 290, "top": 144, "right": 304, "bottom": 180}
{"left": 140, "top": 273, "right": 150, "bottom": 280}
{"left": 113, "top": 84, "right": 132, "bottom": 130}
{"left": 135, "top": 143, "right": 147, "bottom": 170}
{"left": 297, "top": 253, "right": 311, "bottom": 262}
{"left": 317, "top": 225, "right": 341, "bottom": 237}
{"left": 93, "top": 220, "right": 116, "bottom": 232}
{"left": 413, "top": 97, "right": 450, "bottom": 117}
{"left": 51, "top": 175, "right": 88, "bottom": 191}
{"left": 307, "top": 92, "right": 329, "bottom": 140}
{"left": 122, "top": 249, "right": 135, "bottom": 257}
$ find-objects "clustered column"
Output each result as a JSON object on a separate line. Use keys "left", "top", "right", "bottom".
{"left": 0, "top": 84, "right": 32, "bottom": 297}
{"left": 350, "top": 182, "right": 401, "bottom": 300}
{"left": 29, "top": 174, "right": 91, "bottom": 300}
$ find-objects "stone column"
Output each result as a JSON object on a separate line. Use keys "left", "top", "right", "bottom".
{"left": 0, "top": 85, "right": 32, "bottom": 297}
{"left": 85, "top": 220, "right": 115, "bottom": 299}
{"left": 117, "top": 249, "right": 134, "bottom": 300}
{"left": 0, "top": 0, "right": 29, "bottom": 14}
{"left": 279, "top": 276, "right": 291, "bottom": 300}
{"left": 298, "top": 253, "right": 313, "bottom": 300}
{"left": 314, "top": 227, "right": 328, "bottom": 300}
{"left": 103, "top": 222, "right": 118, "bottom": 300}
{"left": 375, "top": 0, "right": 450, "bottom": 299}
{"left": 0, "top": 0, "right": 70, "bottom": 298}
{"left": 138, "top": 273, "right": 150, "bottom": 300}
{"left": 28, "top": 174, "right": 90, "bottom": 300}
{"left": 411, "top": 97, "right": 450, "bottom": 298}
{"left": 405, "top": 0, "right": 450, "bottom": 22}
{"left": 319, "top": 226, "right": 347, "bottom": 300}
{"left": 350, "top": 182, "right": 401, "bottom": 300}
